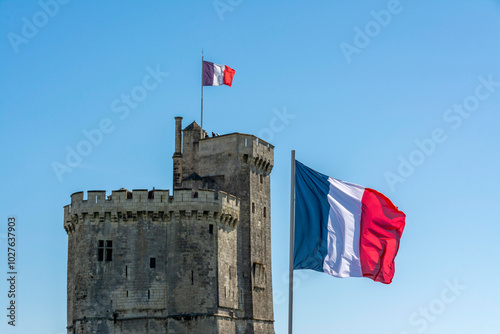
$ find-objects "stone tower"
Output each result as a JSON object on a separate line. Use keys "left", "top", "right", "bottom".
{"left": 64, "top": 117, "right": 275, "bottom": 333}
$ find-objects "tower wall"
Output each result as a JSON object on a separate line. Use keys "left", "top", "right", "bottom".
{"left": 64, "top": 189, "right": 239, "bottom": 334}
{"left": 192, "top": 134, "right": 275, "bottom": 333}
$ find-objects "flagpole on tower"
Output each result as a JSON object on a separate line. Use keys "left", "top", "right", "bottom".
{"left": 288, "top": 150, "right": 296, "bottom": 334}
{"left": 200, "top": 49, "right": 204, "bottom": 139}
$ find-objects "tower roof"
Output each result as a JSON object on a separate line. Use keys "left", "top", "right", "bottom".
{"left": 183, "top": 121, "right": 200, "bottom": 131}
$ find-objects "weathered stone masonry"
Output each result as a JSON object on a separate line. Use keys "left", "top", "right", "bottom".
{"left": 64, "top": 117, "right": 275, "bottom": 333}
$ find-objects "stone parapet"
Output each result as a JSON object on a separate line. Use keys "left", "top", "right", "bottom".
{"left": 64, "top": 189, "right": 239, "bottom": 234}
{"left": 199, "top": 133, "right": 274, "bottom": 174}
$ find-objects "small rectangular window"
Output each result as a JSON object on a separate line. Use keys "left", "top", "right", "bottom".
{"left": 98, "top": 240, "right": 104, "bottom": 261}
{"left": 260, "top": 175, "right": 263, "bottom": 184}
{"left": 105, "top": 247, "right": 113, "bottom": 261}
{"left": 105, "top": 240, "right": 113, "bottom": 261}
{"left": 253, "top": 262, "right": 266, "bottom": 288}
{"left": 150, "top": 258, "right": 156, "bottom": 268}
{"left": 209, "top": 224, "right": 214, "bottom": 234}
{"left": 263, "top": 207, "right": 267, "bottom": 218}
{"left": 98, "top": 240, "right": 113, "bottom": 261}
{"left": 252, "top": 203, "right": 255, "bottom": 213}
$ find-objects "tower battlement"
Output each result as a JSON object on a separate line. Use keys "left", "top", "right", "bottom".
{"left": 64, "top": 189, "right": 239, "bottom": 234}
{"left": 199, "top": 133, "right": 274, "bottom": 173}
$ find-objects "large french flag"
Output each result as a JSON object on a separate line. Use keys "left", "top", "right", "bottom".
{"left": 294, "top": 160, "right": 406, "bottom": 284}
{"left": 202, "top": 60, "right": 236, "bottom": 87}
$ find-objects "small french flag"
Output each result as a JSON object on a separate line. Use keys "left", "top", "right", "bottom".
{"left": 202, "top": 60, "right": 236, "bottom": 87}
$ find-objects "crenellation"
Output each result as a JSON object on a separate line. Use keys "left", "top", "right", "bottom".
{"left": 65, "top": 189, "right": 239, "bottom": 232}
{"left": 87, "top": 190, "right": 107, "bottom": 204}
{"left": 70, "top": 191, "right": 83, "bottom": 203}
{"left": 131, "top": 189, "right": 147, "bottom": 202}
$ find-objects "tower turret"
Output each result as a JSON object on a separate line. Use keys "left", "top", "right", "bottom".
{"left": 172, "top": 116, "right": 183, "bottom": 189}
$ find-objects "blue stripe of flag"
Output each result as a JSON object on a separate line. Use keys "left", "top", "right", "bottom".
{"left": 294, "top": 160, "right": 330, "bottom": 272}
{"left": 202, "top": 61, "right": 214, "bottom": 86}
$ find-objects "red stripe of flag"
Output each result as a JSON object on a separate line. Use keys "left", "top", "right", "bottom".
{"left": 223, "top": 66, "right": 235, "bottom": 87}
{"left": 360, "top": 188, "right": 406, "bottom": 284}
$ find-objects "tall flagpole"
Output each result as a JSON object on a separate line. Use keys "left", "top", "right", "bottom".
{"left": 288, "top": 150, "right": 296, "bottom": 334}
{"left": 200, "top": 49, "right": 204, "bottom": 139}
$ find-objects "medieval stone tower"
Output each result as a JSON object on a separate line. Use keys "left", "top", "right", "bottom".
{"left": 64, "top": 117, "right": 275, "bottom": 334}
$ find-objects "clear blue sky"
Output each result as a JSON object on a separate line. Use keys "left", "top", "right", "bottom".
{"left": 1, "top": 1, "right": 499, "bottom": 333}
